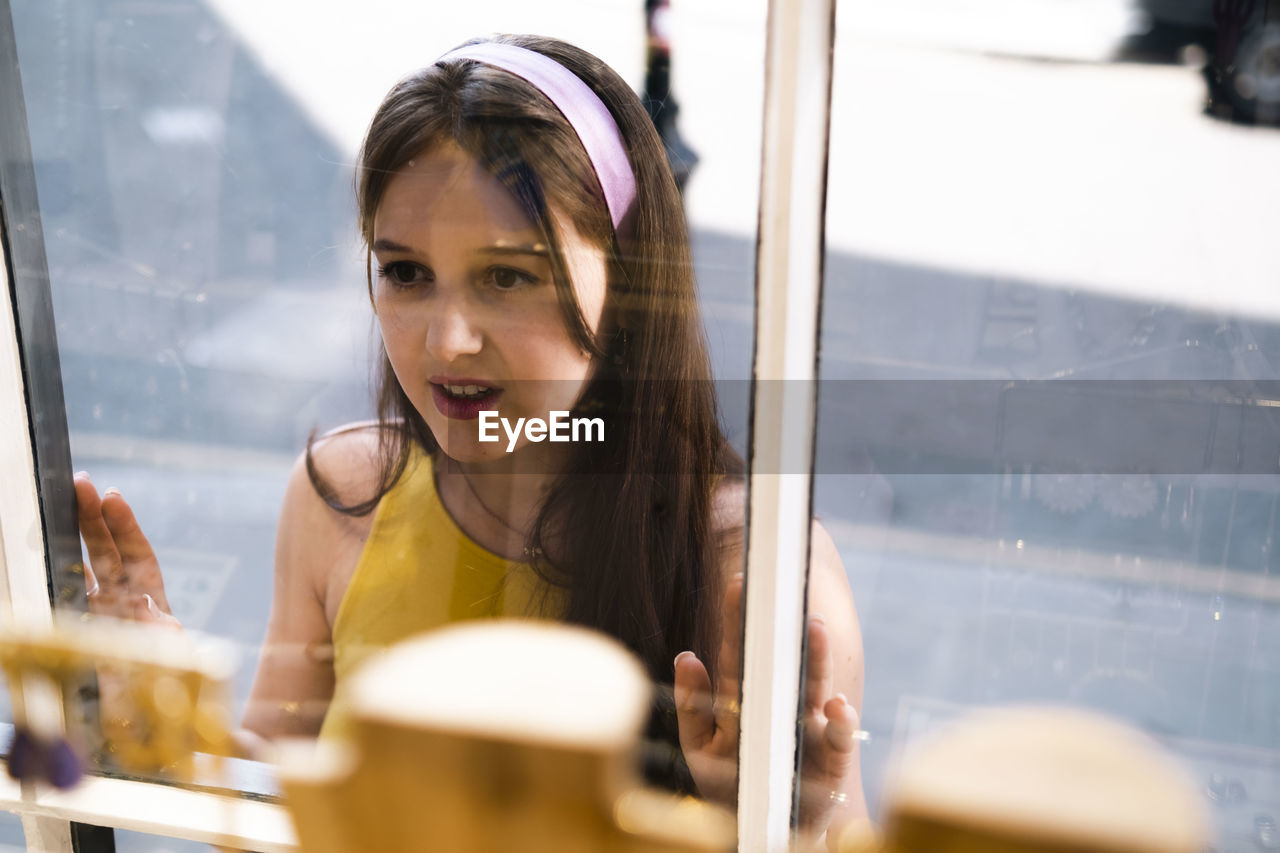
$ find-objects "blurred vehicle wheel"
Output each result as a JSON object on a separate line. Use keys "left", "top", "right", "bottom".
{"left": 1223, "top": 21, "right": 1280, "bottom": 123}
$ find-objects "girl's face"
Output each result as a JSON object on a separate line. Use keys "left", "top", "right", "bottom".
{"left": 372, "top": 142, "right": 608, "bottom": 464}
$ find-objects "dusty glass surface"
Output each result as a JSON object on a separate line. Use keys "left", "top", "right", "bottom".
{"left": 813, "top": 0, "right": 1280, "bottom": 848}
{"left": 113, "top": 829, "right": 204, "bottom": 853}
{"left": 0, "top": 811, "right": 23, "bottom": 852}
{"left": 7, "top": 0, "right": 762, "bottom": 823}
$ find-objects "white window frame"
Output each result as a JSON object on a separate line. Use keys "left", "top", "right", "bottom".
{"left": 740, "top": 0, "right": 836, "bottom": 848}
{"left": 0, "top": 199, "right": 299, "bottom": 853}
{"left": 0, "top": 0, "right": 837, "bottom": 847}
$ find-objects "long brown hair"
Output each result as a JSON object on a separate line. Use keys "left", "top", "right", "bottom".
{"left": 310, "top": 34, "right": 742, "bottom": 725}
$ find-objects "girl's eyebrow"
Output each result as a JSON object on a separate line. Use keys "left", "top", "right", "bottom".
{"left": 483, "top": 244, "right": 550, "bottom": 258}
{"left": 371, "top": 238, "right": 416, "bottom": 254}
{"left": 371, "top": 239, "right": 549, "bottom": 258}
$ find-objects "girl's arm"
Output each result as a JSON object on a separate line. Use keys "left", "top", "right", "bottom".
{"left": 238, "top": 452, "right": 340, "bottom": 747}
{"left": 240, "top": 428, "right": 379, "bottom": 751}
{"left": 75, "top": 428, "right": 375, "bottom": 759}
{"left": 74, "top": 459, "right": 335, "bottom": 759}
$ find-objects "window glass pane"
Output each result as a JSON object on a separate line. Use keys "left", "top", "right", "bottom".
{"left": 814, "top": 0, "right": 1280, "bottom": 846}
{"left": 113, "top": 829, "right": 205, "bottom": 853}
{"left": 8, "top": 0, "right": 761, "bottom": 829}
{"left": 0, "top": 812, "right": 23, "bottom": 851}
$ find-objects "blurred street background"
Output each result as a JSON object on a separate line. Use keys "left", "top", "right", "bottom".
{"left": 6, "top": 0, "right": 1280, "bottom": 847}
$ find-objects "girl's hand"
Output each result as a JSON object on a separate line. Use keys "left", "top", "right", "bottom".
{"left": 672, "top": 575, "right": 744, "bottom": 807}
{"left": 73, "top": 473, "right": 182, "bottom": 629}
{"left": 794, "top": 612, "right": 862, "bottom": 840}
{"left": 76, "top": 473, "right": 284, "bottom": 764}
{"left": 672, "top": 573, "right": 861, "bottom": 837}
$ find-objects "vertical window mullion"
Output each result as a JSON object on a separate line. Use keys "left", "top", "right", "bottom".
{"left": 18, "top": 816, "right": 73, "bottom": 852}
{"left": 0, "top": 198, "right": 75, "bottom": 853}
{"left": 0, "top": 3, "right": 60, "bottom": 634}
{"left": 741, "top": 0, "right": 837, "bottom": 850}
{"left": 0, "top": 1, "right": 101, "bottom": 849}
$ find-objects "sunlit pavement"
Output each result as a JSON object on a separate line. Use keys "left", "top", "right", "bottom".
{"left": 9, "top": 0, "right": 1280, "bottom": 846}
{"left": 200, "top": 0, "right": 1280, "bottom": 319}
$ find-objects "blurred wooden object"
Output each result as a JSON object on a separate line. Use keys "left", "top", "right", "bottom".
{"left": 276, "top": 621, "right": 734, "bottom": 853}
{"left": 836, "top": 706, "right": 1208, "bottom": 853}
{"left": 0, "top": 615, "right": 235, "bottom": 780}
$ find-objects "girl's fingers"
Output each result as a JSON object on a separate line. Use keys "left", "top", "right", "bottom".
{"left": 674, "top": 574, "right": 748, "bottom": 785}
{"left": 804, "top": 614, "right": 834, "bottom": 712}
{"left": 798, "top": 695, "right": 860, "bottom": 788}
{"left": 674, "top": 650, "right": 716, "bottom": 752}
{"left": 131, "top": 594, "right": 183, "bottom": 630}
{"left": 793, "top": 697, "right": 860, "bottom": 833}
{"left": 714, "top": 573, "right": 744, "bottom": 740}
{"left": 75, "top": 474, "right": 175, "bottom": 617}
{"left": 674, "top": 648, "right": 740, "bottom": 806}
{"left": 822, "top": 693, "right": 859, "bottom": 755}
{"left": 99, "top": 489, "right": 170, "bottom": 612}
{"left": 74, "top": 474, "right": 124, "bottom": 588}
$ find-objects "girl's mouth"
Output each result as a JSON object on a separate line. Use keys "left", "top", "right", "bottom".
{"left": 430, "top": 382, "right": 503, "bottom": 420}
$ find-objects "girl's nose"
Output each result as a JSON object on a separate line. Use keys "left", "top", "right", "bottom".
{"left": 424, "top": 295, "right": 484, "bottom": 362}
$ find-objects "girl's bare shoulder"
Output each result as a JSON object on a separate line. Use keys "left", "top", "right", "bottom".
{"left": 711, "top": 476, "right": 748, "bottom": 539}
{"left": 711, "top": 478, "right": 748, "bottom": 589}
{"left": 709, "top": 477, "right": 846, "bottom": 584}
{"left": 276, "top": 421, "right": 389, "bottom": 600}
{"left": 298, "top": 421, "right": 389, "bottom": 516}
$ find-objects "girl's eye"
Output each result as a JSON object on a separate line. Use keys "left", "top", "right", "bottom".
{"left": 487, "top": 266, "right": 538, "bottom": 291}
{"left": 378, "top": 261, "right": 430, "bottom": 288}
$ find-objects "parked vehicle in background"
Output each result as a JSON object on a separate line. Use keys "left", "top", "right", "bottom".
{"left": 1222, "top": 18, "right": 1280, "bottom": 123}
{"left": 1130, "top": 0, "right": 1279, "bottom": 124}
{"left": 1138, "top": 0, "right": 1216, "bottom": 28}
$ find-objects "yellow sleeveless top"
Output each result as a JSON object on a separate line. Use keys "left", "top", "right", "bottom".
{"left": 319, "top": 446, "right": 565, "bottom": 739}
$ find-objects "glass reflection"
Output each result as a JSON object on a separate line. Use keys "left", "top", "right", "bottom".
{"left": 0, "top": 811, "right": 23, "bottom": 852}
{"left": 55, "top": 26, "right": 750, "bottom": 793}
{"left": 3, "top": 0, "right": 831, "bottom": 832}
{"left": 817, "top": 0, "right": 1280, "bottom": 848}
{"left": 114, "top": 829, "right": 210, "bottom": 853}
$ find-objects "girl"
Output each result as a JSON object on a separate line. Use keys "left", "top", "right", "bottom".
{"left": 73, "top": 34, "right": 865, "bottom": 842}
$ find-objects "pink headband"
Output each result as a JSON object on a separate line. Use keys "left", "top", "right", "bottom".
{"left": 438, "top": 42, "right": 637, "bottom": 234}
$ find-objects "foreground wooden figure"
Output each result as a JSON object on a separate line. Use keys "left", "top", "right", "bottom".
{"left": 275, "top": 621, "right": 735, "bottom": 853}
{"left": 836, "top": 706, "right": 1209, "bottom": 853}
{"left": 0, "top": 616, "right": 235, "bottom": 784}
